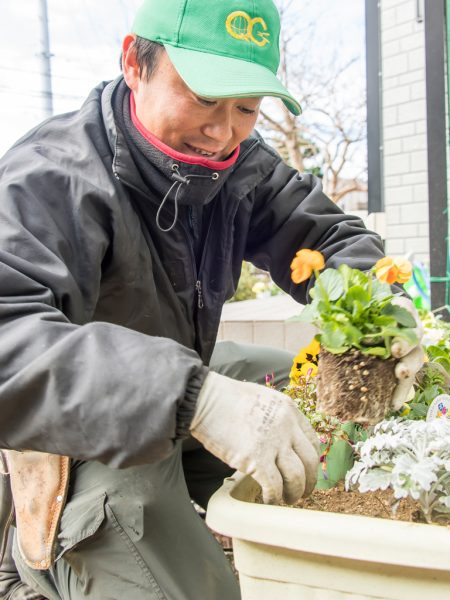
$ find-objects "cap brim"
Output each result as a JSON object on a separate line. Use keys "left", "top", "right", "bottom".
{"left": 164, "top": 44, "right": 301, "bottom": 116}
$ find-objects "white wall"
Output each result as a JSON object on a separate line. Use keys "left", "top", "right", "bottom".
{"left": 380, "top": 0, "right": 430, "bottom": 264}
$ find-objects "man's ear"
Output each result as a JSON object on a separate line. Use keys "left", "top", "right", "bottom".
{"left": 122, "top": 34, "right": 139, "bottom": 92}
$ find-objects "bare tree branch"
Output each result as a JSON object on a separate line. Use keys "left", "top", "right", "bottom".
{"left": 257, "top": 5, "right": 367, "bottom": 205}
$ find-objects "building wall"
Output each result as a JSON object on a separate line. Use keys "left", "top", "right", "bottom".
{"left": 380, "top": 0, "right": 430, "bottom": 264}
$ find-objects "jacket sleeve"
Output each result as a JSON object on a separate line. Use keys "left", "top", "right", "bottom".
{"left": 0, "top": 147, "right": 206, "bottom": 468}
{"left": 245, "top": 143, "right": 386, "bottom": 304}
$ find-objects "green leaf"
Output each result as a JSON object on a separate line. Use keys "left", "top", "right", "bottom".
{"left": 311, "top": 282, "right": 326, "bottom": 302}
{"left": 371, "top": 279, "right": 392, "bottom": 301}
{"left": 333, "top": 312, "right": 349, "bottom": 324}
{"left": 316, "top": 269, "right": 344, "bottom": 301}
{"left": 338, "top": 264, "right": 353, "bottom": 291}
{"left": 320, "top": 322, "right": 348, "bottom": 351}
{"left": 352, "top": 300, "right": 365, "bottom": 319}
{"left": 423, "top": 385, "right": 441, "bottom": 403}
{"left": 346, "top": 325, "right": 364, "bottom": 346}
{"left": 378, "top": 327, "right": 419, "bottom": 349}
{"left": 362, "top": 346, "right": 388, "bottom": 357}
{"left": 317, "top": 299, "right": 330, "bottom": 312}
{"left": 361, "top": 334, "right": 384, "bottom": 344}
{"left": 346, "top": 285, "right": 370, "bottom": 307}
{"left": 329, "top": 302, "right": 350, "bottom": 312}
{"left": 380, "top": 326, "right": 404, "bottom": 338}
{"left": 396, "top": 328, "right": 420, "bottom": 346}
{"left": 349, "top": 269, "right": 369, "bottom": 288}
{"left": 297, "top": 303, "right": 319, "bottom": 323}
{"left": 409, "top": 403, "right": 429, "bottom": 418}
{"left": 381, "top": 304, "right": 417, "bottom": 328}
{"left": 373, "top": 315, "right": 394, "bottom": 327}
{"left": 428, "top": 346, "right": 449, "bottom": 360}
{"left": 325, "top": 345, "right": 351, "bottom": 354}
{"left": 435, "top": 357, "right": 450, "bottom": 374}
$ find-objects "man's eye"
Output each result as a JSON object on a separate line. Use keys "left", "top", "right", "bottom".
{"left": 239, "top": 107, "right": 256, "bottom": 115}
{"left": 197, "top": 96, "right": 217, "bottom": 107}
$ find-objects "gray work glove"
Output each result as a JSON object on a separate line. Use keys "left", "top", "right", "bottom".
{"left": 190, "top": 372, "right": 320, "bottom": 505}
{"left": 390, "top": 296, "right": 425, "bottom": 411}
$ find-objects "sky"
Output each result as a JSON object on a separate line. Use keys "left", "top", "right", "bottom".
{"left": 0, "top": 0, "right": 366, "bottom": 158}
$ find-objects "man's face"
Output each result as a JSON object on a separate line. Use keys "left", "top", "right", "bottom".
{"left": 125, "top": 43, "right": 261, "bottom": 161}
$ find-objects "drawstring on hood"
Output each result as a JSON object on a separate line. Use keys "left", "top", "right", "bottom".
{"left": 156, "top": 165, "right": 220, "bottom": 232}
{"left": 111, "top": 80, "right": 238, "bottom": 232}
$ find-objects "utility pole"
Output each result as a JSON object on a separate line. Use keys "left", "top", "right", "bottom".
{"left": 39, "top": 0, "right": 53, "bottom": 118}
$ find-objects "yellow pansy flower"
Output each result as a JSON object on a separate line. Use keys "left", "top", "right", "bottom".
{"left": 293, "top": 338, "right": 320, "bottom": 364}
{"left": 290, "top": 338, "right": 320, "bottom": 383}
{"left": 300, "top": 362, "right": 318, "bottom": 378}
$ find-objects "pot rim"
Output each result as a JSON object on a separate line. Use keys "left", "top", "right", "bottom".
{"left": 206, "top": 472, "right": 450, "bottom": 571}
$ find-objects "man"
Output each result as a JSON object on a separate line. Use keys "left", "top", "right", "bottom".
{"left": 0, "top": 0, "right": 423, "bottom": 598}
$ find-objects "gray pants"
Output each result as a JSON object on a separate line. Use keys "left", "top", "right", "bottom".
{"left": 6, "top": 341, "right": 293, "bottom": 600}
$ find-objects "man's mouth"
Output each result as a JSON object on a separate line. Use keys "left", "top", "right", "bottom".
{"left": 184, "top": 143, "right": 222, "bottom": 159}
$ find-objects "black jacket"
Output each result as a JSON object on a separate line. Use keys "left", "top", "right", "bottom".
{"left": 0, "top": 78, "right": 385, "bottom": 468}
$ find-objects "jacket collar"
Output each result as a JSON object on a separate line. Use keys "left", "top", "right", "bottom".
{"left": 102, "top": 78, "right": 236, "bottom": 206}
{"left": 101, "top": 77, "right": 150, "bottom": 196}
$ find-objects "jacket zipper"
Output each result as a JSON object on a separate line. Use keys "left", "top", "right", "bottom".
{"left": 195, "top": 280, "right": 204, "bottom": 309}
{"left": 114, "top": 138, "right": 261, "bottom": 313}
{"left": 190, "top": 141, "right": 259, "bottom": 306}
{"left": 116, "top": 168, "right": 203, "bottom": 312}
{"left": 190, "top": 140, "right": 259, "bottom": 310}
{"left": 188, "top": 208, "right": 204, "bottom": 310}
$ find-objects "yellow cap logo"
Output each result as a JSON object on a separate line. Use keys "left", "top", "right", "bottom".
{"left": 226, "top": 11, "right": 270, "bottom": 47}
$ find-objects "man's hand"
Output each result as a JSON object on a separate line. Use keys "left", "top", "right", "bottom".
{"left": 190, "top": 372, "right": 320, "bottom": 505}
{"left": 390, "top": 296, "right": 425, "bottom": 411}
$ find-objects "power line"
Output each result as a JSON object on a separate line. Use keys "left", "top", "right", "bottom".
{"left": 0, "top": 64, "right": 102, "bottom": 84}
{"left": 0, "top": 106, "right": 44, "bottom": 113}
{"left": 0, "top": 84, "right": 85, "bottom": 102}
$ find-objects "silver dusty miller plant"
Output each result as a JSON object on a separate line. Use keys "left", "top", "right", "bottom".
{"left": 345, "top": 418, "right": 450, "bottom": 523}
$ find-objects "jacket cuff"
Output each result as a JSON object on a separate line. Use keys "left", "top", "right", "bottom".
{"left": 175, "top": 366, "right": 209, "bottom": 439}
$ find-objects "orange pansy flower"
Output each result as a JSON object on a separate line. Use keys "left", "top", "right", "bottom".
{"left": 290, "top": 249, "right": 325, "bottom": 284}
{"left": 375, "top": 257, "right": 412, "bottom": 285}
{"left": 393, "top": 258, "right": 413, "bottom": 284}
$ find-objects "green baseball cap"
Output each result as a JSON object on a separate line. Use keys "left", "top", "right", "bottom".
{"left": 131, "top": 0, "right": 301, "bottom": 115}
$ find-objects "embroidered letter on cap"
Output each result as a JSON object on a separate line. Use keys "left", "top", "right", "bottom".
{"left": 225, "top": 11, "right": 270, "bottom": 47}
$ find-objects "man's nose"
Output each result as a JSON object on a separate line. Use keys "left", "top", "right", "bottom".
{"left": 201, "top": 109, "right": 233, "bottom": 143}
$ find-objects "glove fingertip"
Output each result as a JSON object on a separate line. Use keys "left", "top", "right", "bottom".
{"left": 392, "top": 340, "right": 407, "bottom": 359}
{"left": 283, "top": 491, "right": 302, "bottom": 506}
{"left": 262, "top": 489, "right": 281, "bottom": 505}
{"left": 395, "top": 362, "right": 410, "bottom": 379}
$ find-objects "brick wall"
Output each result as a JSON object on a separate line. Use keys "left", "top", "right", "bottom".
{"left": 380, "top": 0, "right": 430, "bottom": 263}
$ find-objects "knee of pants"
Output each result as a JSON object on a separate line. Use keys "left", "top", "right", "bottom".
{"left": 210, "top": 340, "right": 295, "bottom": 387}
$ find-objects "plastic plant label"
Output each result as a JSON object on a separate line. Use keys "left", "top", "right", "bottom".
{"left": 426, "top": 394, "right": 450, "bottom": 421}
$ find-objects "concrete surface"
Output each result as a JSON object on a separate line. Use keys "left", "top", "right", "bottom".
{"left": 218, "top": 295, "right": 316, "bottom": 354}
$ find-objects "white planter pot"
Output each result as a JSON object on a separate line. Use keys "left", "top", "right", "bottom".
{"left": 206, "top": 472, "right": 450, "bottom": 600}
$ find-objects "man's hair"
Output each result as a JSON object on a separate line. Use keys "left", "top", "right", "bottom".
{"left": 133, "top": 36, "right": 164, "bottom": 81}
{"left": 120, "top": 36, "right": 164, "bottom": 80}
